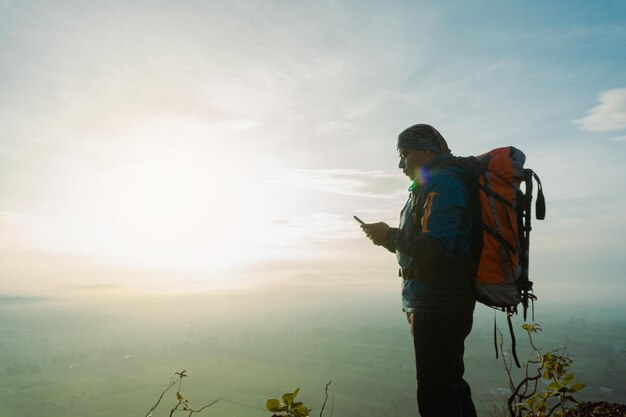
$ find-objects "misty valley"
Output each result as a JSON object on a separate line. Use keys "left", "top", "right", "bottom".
{"left": 0, "top": 296, "right": 624, "bottom": 417}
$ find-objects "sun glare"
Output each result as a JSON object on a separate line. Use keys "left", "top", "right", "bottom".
{"left": 27, "top": 118, "right": 294, "bottom": 275}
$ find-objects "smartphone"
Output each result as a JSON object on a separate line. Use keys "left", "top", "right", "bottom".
{"left": 353, "top": 215, "right": 365, "bottom": 225}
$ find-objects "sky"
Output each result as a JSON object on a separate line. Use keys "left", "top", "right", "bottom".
{"left": 1, "top": 0, "right": 625, "bottom": 306}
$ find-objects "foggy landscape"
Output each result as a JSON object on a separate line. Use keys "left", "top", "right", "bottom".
{"left": 1, "top": 1, "right": 626, "bottom": 416}
{"left": 1, "top": 289, "right": 624, "bottom": 417}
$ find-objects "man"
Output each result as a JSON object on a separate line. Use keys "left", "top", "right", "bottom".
{"left": 361, "top": 124, "right": 477, "bottom": 417}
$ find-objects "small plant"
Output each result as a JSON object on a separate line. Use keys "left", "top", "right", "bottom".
{"left": 266, "top": 388, "right": 311, "bottom": 417}
{"left": 500, "top": 323, "right": 585, "bottom": 417}
{"left": 144, "top": 370, "right": 221, "bottom": 417}
{"left": 266, "top": 381, "right": 333, "bottom": 417}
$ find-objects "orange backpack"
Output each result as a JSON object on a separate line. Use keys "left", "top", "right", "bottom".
{"left": 446, "top": 147, "right": 546, "bottom": 366}
{"left": 471, "top": 147, "right": 545, "bottom": 311}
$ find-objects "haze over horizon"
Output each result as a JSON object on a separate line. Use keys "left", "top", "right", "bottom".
{"left": 1, "top": 0, "right": 625, "bottom": 310}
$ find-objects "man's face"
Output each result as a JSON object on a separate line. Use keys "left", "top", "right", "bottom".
{"left": 398, "top": 148, "right": 436, "bottom": 181}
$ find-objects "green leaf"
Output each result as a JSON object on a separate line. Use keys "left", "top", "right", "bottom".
{"left": 282, "top": 392, "right": 294, "bottom": 406}
{"left": 176, "top": 392, "right": 184, "bottom": 401}
{"left": 555, "top": 411, "right": 563, "bottom": 417}
{"left": 282, "top": 388, "right": 300, "bottom": 407}
{"left": 521, "top": 323, "right": 542, "bottom": 333}
{"left": 547, "top": 381, "right": 560, "bottom": 391}
{"left": 266, "top": 398, "right": 283, "bottom": 412}
{"left": 563, "top": 373, "right": 575, "bottom": 385}
{"left": 294, "top": 405, "right": 309, "bottom": 416}
{"left": 570, "top": 383, "right": 585, "bottom": 393}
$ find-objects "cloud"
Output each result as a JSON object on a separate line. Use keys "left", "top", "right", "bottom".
{"left": 0, "top": 211, "right": 29, "bottom": 227}
{"left": 574, "top": 88, "right": 626, "bottom": 132}
{"left": 272, "top": 169, "right": 406, "bottom": 198}
{"left": 66, "top": 284, "right": 122, "bottom": 291}
{"left": 269, "top": 212, "right": 356, "bottom": 241}
{"left": 0, "top": 211, "right": 32, "bottom": 249}
{"left": 611, "top": 135, "right": 626, "bottom": 142}
{"left": 216, "top": 119, "right": 258, "bottom": 131}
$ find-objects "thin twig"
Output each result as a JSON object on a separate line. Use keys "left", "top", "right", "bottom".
{"left": 547, "top": 401, "right": 561, "bottom": 417}
{"left": 188, "top": 397, "right": 222, "bottom": 416}
{"left": 527, "top": 327, "right": 541, "bottom": 354}
{"left": 145, "top": 378, "right": 177, "bottom": 417}
{"left": 169, "top": 400, "right": 183, "bottom": 417}
{"left": 319, "top": 380, "right": 332, "bottom": 417}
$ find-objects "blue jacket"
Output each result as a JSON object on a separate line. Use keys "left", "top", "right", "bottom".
{"left": 386, "top": 153, "right": 475, "bottom": 313}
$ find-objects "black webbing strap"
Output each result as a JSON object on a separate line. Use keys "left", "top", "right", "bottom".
{"left": 507, "top": 309, "right": 521, "bottom": 368}
{"left": 493, "top": 310, "right": 499, "bottom": 360}
{"left": 479, "top": 184, "right": 513, "bottom": 207}
{"left": 523, "top": 294, "right": 528, "bottom": 322}
{"left": 483, "top": 223, "right": 516, "bottom": 254}
{"left": 532, "top": 171, "right": 546, "bottom": 220}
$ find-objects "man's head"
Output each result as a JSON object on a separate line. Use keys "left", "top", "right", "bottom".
{"left": 397, "top": 124, "right": 450, "bottom": 181}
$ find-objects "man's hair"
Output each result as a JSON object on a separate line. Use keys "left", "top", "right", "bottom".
{"left": 397, "top": 124, "right": 450, "bottom": 154}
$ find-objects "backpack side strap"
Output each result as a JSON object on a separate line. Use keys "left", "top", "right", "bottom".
{"left": 532, "top": 171, "right": 546, "bottom": 220}
{"left": 507, "top": 307, "right": 522, "bottom": 368}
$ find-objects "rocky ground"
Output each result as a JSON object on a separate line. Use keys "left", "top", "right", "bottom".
{"left": 564, "top": 402, "right": 626, "bottom": 417}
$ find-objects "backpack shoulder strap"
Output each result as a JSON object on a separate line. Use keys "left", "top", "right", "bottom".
{"left": 434, "top": 156, "right": 484, "bottom": 281}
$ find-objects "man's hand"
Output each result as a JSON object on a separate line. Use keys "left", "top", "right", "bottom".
{"left": 361, "top": 222, "right": 390, "bottom": 246}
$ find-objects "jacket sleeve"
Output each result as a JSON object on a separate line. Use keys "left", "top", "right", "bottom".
{"left": 389, "top": 176, "right": 468, "bottom": 265}
{"left": 382, "top": 234, "right": 396, "bottom": 253}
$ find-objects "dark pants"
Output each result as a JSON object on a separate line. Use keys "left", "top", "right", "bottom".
{"left": 408, "top": 312, "right": 477, "bottom": 417}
